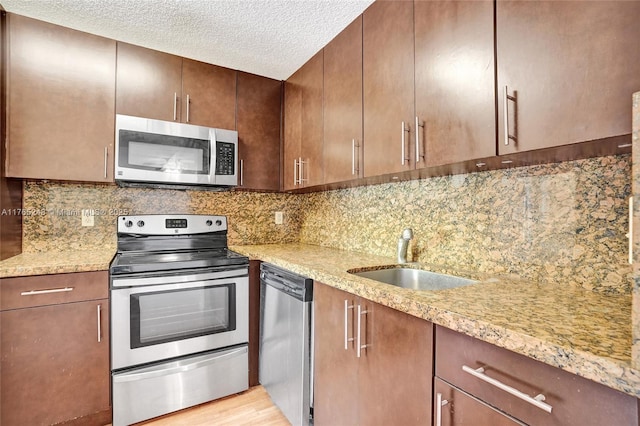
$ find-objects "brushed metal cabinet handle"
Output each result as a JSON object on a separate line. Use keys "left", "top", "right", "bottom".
{"left": 173, "top": 92, "right": 178, "bottom": 121}
{"left": 352, "top": 139, "right": 356, "bottom": 175}
{"left": 97, "top": 304, "right": 102, "bottom": 343}
{"left": 293, "top": 159, "right": 298, "bottom": 186}
{"left": 504, "top": 86, "right": 517, "bottom": 146}
{"left": 436, "top": 393, "right": 449, "bottom": 426}
{"left": 103, "top": 147, "right": 108, "bottom": 179}
{"left": 462, "top": 365, "right": 553, "bottom": 413}
{"left": 344, "top": 300, "right": 354, "bottom": 350}
{"left": 186, "top": 94, "right": 191, "bottom": 123}
{"left": 239, "top": 159, "right": 244, "bottom": 186}
{"left": 415, "top": 116, "right": 425, "bottom": 163}
{"left": 356, "top": 304, "right": 369, "bottom": 358}
{"left": 401, "top": 121, "right": 410, "bottom": 165}
{"left": 21, "top": 287, "right": 74, "bottom": 296}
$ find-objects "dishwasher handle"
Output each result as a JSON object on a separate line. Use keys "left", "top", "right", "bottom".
{"left": 260, "top": 264, "right": 313, "bottom": 302}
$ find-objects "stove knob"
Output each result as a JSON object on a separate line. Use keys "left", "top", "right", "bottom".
{"left": 137, "top": 220, "right": 145, "bottom": 228}
{"left": 124, "top": 220, "right": 133, "bottom": 228}
{"left": 206, "top": 220, "right": 213, "bottom": 226}
{"left": 215, "top": 219, "right": 222, "bottom": 226}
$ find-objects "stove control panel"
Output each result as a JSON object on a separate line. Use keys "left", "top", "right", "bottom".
{"left": 117, "top": 214, "right": 227, "bottom": 235}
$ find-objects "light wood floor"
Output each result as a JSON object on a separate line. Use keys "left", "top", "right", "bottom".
{"left": 113, "top": 386, "right": 291, "bottom": 426}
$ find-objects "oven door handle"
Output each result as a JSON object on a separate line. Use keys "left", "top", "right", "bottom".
{"left": 112, "top": 346, "right": 247, "bottom": 383}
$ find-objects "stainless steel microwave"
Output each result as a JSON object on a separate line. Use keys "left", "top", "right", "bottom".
{"left": 115, "top": 114, "right": 238, "bottom": 188}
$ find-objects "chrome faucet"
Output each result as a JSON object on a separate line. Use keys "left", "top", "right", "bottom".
{"left": 397, "top": 228, "right": 414, "bottom": 264}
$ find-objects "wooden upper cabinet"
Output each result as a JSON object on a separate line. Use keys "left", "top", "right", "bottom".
{"left": 282, "top": 51, "right": 323, "bottom": 190}
{"left": 181, "top": 58, "right": 236, "bottom": 129}
{"left": 236, "top": 72, "right": 282, "bottom": 191}
{"left": 363, "top": 0, "right": 415, "bottom": 177}
{"left": 300, "top": 51, "right": 324, "bottom": 187}
{"left": 116, "top": 43, "right": 237, "bottom": 129}
{"left": 116, "top": 42, "right": 182, "bottom": 122}
{"left": 414, "top": 0, "right": 496, "bottom": 167}
{"left": 6, "top": 14, "right": 116, "bottom": 182}
{"left": 497, "top": 0, "right": 640, "bottom": 155}
{"left": 323, "top": 16, "right": 363, "bottom": 184}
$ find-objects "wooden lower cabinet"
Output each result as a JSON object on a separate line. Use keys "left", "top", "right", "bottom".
{"left": 0, "top": 273, "right": 110, "bottom": 425}
{"left": 313, "top": 282, "right": 432, "bottom": 425}
{"left": 434, "top": 377, "right": 522, "bottom": 426}
{"left": 435, "top": 326, "right": 640, "bottom": 426}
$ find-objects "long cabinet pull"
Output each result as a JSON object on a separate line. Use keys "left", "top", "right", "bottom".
{"left": 344, "top": 300, "right": 355, "bottom": 350}
{"left": 293, "top": 159, "right": 298, "bottom": 186}
{"left": 352, "top": 139, "right": 356, "bottom": 175}
{"left": 173, "top": 92, "right": 178, "bottom": 121}
{"left": 415, "top": 116, "right": 424, "bottom": 163}
{"left": 401, "top": 121, "right": 410, "bottom": 165}
{"left": 462, "top": 365, "right": 553, "bottom": 413}
{"left": 97, "top": 304, "right": 102, "bottom": 343}
{"left": 186, "top": 94, "right": 191, "bottom": 123}
{"left": 239, "top": 159, "right": 244, "bottom": 187}
{"left": 21, "top": 287, "right": 74, "bottom": 296}
{"left": 356, "top": 304, "right": 369, "bottom": 358}
{"left": 435, "top": 393, "right": 449, "bottom": 426}
{"left": 103, "top": 147, "right": 108, "bottom": 179}
{"left": 299, "top": 158, "right": 307, "bottom": 185}
{"left": 503, "top": 86, "right": 517, "bottom": 146}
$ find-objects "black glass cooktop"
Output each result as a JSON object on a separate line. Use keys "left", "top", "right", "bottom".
{"left": 110, "top": 248, "right": 248, "bottom": 275}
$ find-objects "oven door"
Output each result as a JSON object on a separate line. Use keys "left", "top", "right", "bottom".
{"left": 111, "top": 267, "right": 248, "bottom": 370}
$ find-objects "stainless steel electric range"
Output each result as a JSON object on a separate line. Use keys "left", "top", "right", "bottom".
{"left": 109, "top": 214, "right": 249, "bottom": 426}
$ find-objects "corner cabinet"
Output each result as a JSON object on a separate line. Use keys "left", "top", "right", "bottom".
{"left": 313, "top": 282, "right": 433, "bottom": 425}
{"left": 497, "top": 0, "right": 640, "bottom": 154}
{"left": 5, "top": 14, "right": 116, "bottom": 182}
{"left": 0, "top": 271, "right": 111, "bottom": 426}
{"left": 116, "top": 42, "right": 237, "bottom": 129}
{"left": 283, "top": 51, "right": 324, "bottom": 190}
{"left": 236, "top": 72, "right": 282, "bottom": 191}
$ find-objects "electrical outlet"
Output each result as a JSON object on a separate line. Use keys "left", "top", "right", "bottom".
{"left": 275, "top": 211, "right": 284, "bottom": 225}
{"left": 81, "top": 209, "right": 94, "bottom": 227}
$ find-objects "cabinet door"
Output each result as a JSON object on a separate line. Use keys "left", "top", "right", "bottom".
{"left": 434, "top": 378, "right": 523, "bottom": 426}
{"left": 299, "top": 51, "right": 324, "bottom": 187}
{"left": 283, "top": 74, "right": 302, "bottom": 191}
{"left": 497, "top": 1, "right": 640, "bottom": 154}
{"left": 313, "top": 283, "right": 359, "bottom": 426}
{"left": 1, "top": 300, "right": 110, "bottom": 425}
{"left": 323, "top": 16, "right": 363, "bottom": 184}
{"left": 414, "top": 0, "right": 495, "bottom": 167}
{"left": 6, "top": 14, "right": 116, "bottom": 182}
{"left": 116, "top": 42, "right": 182, "bottom": 122}
{"left": 182, "top": 58, "right": 237, "bottom": 129}
{"left": 357, "top": 299, "right": 433, "bottom": 426}
{"left": 237, "top": 72, "right": 282, "bottom": 191}
{"left": 363, "top": 0, "right": 415, "bottom": 177}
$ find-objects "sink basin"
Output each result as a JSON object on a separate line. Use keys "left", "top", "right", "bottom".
{"left": 350, "top": 267, "right": 477, "bottom": 291}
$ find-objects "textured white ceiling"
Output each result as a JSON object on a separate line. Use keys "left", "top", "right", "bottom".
{"left": 0, "top": 0, "right": 374, "bottom": 80}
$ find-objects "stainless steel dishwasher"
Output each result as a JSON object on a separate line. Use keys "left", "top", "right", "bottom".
{"left": 259, "top": 263, "right": 313, "bottom": 426}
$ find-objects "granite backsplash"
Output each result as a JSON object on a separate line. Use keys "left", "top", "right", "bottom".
{"left": 22, "top": 154, "right": 631, "bottom": 294}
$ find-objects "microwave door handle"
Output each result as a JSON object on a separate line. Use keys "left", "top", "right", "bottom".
{"left": 210, "top": 129, "right": 217, "bottom": 184}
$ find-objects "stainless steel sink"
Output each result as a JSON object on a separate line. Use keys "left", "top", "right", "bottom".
{"left": 350, "top": 267, "right": 477, "bottom": 291}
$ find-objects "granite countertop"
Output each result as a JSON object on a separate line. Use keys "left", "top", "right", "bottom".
{"left": 231, "top": 243, "right": 640, "bottom": 399}
{"left": 0, "top": 249, "right": 115, "bottom": 278}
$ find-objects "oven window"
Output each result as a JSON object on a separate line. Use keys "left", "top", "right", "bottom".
{"left": 130, "top": 283, "right": 236, "bottom": 348}
{"left": 119, "top": 129, "right": 210, "bottom": 174}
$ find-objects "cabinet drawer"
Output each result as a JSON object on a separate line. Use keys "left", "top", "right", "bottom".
{"left": 435, "top": 326, "right": 639, "bottom": 426}
{"left": 1, "top": 271, "right": 108, "bottom": 310}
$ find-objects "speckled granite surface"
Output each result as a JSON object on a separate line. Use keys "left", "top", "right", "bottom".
{"left": 299, "top": 155, "right": 632, "bottom": 294}
{"left": 232, "top": 243, "right": 639, "bottom": 398}
{"left": 19, "top": 183, "right": 302, "bottom": 253}
{"left": 0, "top": 249, "right": 114, "bottom": 278}
{"left": 633, "top": 91, "right": 640, "bottom": 370}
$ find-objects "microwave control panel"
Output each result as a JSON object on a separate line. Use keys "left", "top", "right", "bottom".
{"left": 216, "top": 142, "right": 235, "bottom": 175}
